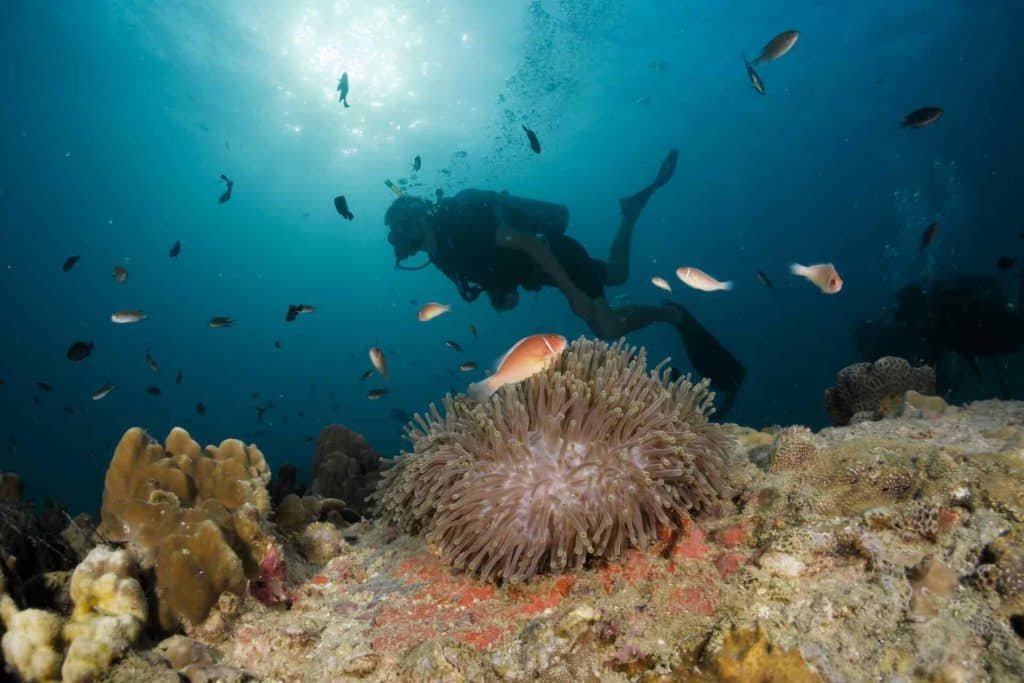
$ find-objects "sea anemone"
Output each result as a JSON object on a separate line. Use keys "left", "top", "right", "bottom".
{"left": 375, "top": 337, "right": 733, "bottom": 583}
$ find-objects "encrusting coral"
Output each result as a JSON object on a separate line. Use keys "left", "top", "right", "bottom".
{"left": 824, "top": 356, "right": 935, "bottom": 426}
{"left": 375, "top": 337, "right": 733, "bottom": 583}
{"left": 98, "top": 427, "right": 284, "bottom": 632}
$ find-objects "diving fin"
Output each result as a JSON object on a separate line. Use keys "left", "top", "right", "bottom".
{"left": 665, "top": 301, "right": 746, "bottom": 395}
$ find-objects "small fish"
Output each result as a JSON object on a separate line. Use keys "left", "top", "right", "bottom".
{"left": 256, "top": 406, "right": 265, "bottom": 423}
{"left": 91, "top": 383, "right": 114, "bottom": 401}
{"left": 286, "top": 304, "right": 315, "bottom": 322}
{"left": 469, "top": 334, "right": 568, "bottom": 401}
{"left": 753, "top": 30, "right": 800, "bottom": 64}
{"left": 651, "top": 276, "right": 672, "bottom": 293}
{"left": 675, "top": 267, "right": 733, "bottom": 292}
{"left": 219, "top": 174, "right": 234, "bottom": 203}
{"left": 196, "top": 402, "right": 206, "bottom": 415}
{"left": 469, "top": 324, "right": 477, "bottom": 338}
{"left": 274, "top": 340, "right": 282, "bottom": 349}
{"left": 208, "top": 316, "right": 235, "bottom": 328}
{"left": 445, "top": 340, "right": 463, "bottom": 352}
{"left": 111, "top": 309, "right": 147, "bottom": 324}
{"left": 920, "top": 222, "right": 939, "bottom": 251}
{"left": 367, "top": 388, "right": 389, "bottom": 400}
{"left": 790, "top": 262, "right": 843, "bottom": 294}
{"left": 334, "top": 195, "right": 354, "bottom": 220}
{"left": 412, "top": 155, "right": 421, "bottom": 172}
{"left": 522, "top": 125, "right": 541, "bottom": 154}
{"left": 169, "top": 240, "right": 181, "bottom": 258}
{"left": 996, "top": 256, "right": 1017, "bottom": 271}
{"left": 62, "top": 255, "right": 80, "bottom": 272}
{"left": 66, "top": 341, "right": 93, "bottom": 361}
{"left": 756, "top": 271, "right": 775, "bottom": 289}
{"left": 175, "top": 370, "right": 183, "bottom": 385}
{"left": 459, "top": 361, "right": 478, "bottom": 372}
{"left": 112, "top": 266, "right": 128, "bottom": 282}
{"left": 63, "top": 405, "right": 74, "bottom": 415}
{"left": 144, "top": 386, "right": 161, "bottom": 396}
{"left": 145, "top": 351, "right": 159, "bottom": 373}
{"left": 743, "top": 56, "right": 766, "bottom": 96}
{"left": 337, "top": 72, "right": 350, "bottom": 107}
{"left": 369, "top": 347, "right": 388, "bottom": 379}
{"left": 390, "top": 408, "right": 412, "bottom": 423}
{"left": 418, "top": 302, "right": 451, "bottom": 322}
{"left": 36, "top": 382, "right": 54, "bottom": 392}
{"left": 359, "top": 368, "right": 374, "bottom": 381}
{"left": 901, "top": 107, "right": 943, "bottom": 129}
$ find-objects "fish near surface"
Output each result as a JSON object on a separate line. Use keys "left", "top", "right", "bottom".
{"left": 334, "top": 195, "right": 354, "bottom": 220}
{"left": 337, "top": 72, "right": 350, "bottom": 107}
{"left": 468, "top": 334, "right": 567, "bottom": 401}
{"left": 790, "top": 262, "right": 843, "bottom": 294}
{"left": 522, "top": 125, "right": 541, "bottom": 154}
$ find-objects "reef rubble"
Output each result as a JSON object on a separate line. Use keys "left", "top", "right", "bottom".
{"left": 2, "top": 394, "right": 1023, "bottom": 681}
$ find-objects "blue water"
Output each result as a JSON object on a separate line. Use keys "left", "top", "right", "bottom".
{"left": 2, "top": 1, "right": 1022, "bottom": 512}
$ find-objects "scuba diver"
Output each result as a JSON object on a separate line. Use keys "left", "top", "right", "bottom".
{"left": 855, "top": 274, "right": 1024, "bottom": 396}
{"left": 384, "top": 149, "right": 747, "bottom": 415}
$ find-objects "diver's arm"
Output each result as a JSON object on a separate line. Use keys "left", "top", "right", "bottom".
{"left": 495, "top": 227, "right": 594, "bottom": 317}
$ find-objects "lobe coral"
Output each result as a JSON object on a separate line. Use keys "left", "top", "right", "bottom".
{"left": 375, "top": 337, "right": 733, "bottom": 583}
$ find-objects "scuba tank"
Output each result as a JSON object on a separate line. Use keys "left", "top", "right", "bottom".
{"left": 454, "top": 189, "right": 568, "bottom": 237}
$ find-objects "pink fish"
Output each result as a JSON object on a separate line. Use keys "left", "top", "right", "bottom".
{"left": 469, "top": 334, "right": 567, "bottom": 401}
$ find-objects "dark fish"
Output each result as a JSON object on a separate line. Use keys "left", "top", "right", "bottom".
{"left": 208, "top": 316, "right": 235, "bottom": 328}
{"left": 337, "top": 72, "right": 350, "bottom": 107}
{"left": 459, "top": 361, "right": 478, "bottom": 372}
{"left": 219, "top": 174, "right": 234, "bottom": 203}
{"left": 256, "top": 406, "right": 265, "bottom": 423}
{"left": 901, "top": 107, "right": 943, "bottom": 129}
{"left": 63, "top": 405, "right": 74, "bottom": 415}
{"left": 997, "top": 256, "right": 1016, "bottom": 271}
{"left": 920, "top": 222, "right": 939, "bottom": 251}
{"left": 744, "top": 56, "right": 766, "bottom": 96}
{"left": 367, "top": 388, "right": 389, "bottom": 400}
{"left": 145, "top": 386, "right": 161, "bottom": 396}
{"left": 469, "top": 324, "right": 477, "bottom": 338}
{"left": 62, "top": 255, "right": 80, "bottom": 272}
{"left": 753, "top": 30, "right": 800, "bottom": 64}
{"left": 175, "top": 370, "right": 183, "bottom": 385}
{"left": 359, "top": 368, "right": 374, "bottom": 381}
{"left": 145, "top": 351, "right": 158, "bottom": 373}
{"left": 196, "top": 402, "right": 206, "bottom": 415}
{"left": 412, "top": 155, "right": 421, "bottom": 172}
{"left": 286, "top": 304, "right": 315, "bottom": 322}
{"left": 445, "top": 340, "right": 463, "bottom": 352}
{"left": 169, "top": 240, "right": 181, "bottom": 258}
{"left": 112, "top": 266, "right": 128, "bottom": 282}
{"left": 522, "top": 125, "right": 541, "bottom": 154}
{"left": 334, "top": 195, "right": 354, "bottom": 220}
{"left": 66, "top": 341, "right": 94, "bottom": 361}
{"left": 756, "top": 271, "right": 774, "bottom": 289}
{"left": 304, "top": 436, "right": 313, "bottom": 443}
{"left": 390, "top": 408, "right": 412, "bottom": 423}
{"left": 36, "top": 382, "right": 53, "bottom": 392}
{"left": 274, "top": 340, "right": 282, "bottom": 349}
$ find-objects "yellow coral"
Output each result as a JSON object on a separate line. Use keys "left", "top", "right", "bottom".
{"left": 712, "top": 627, "right": 821, "bottom": 683}
{"left": 1, "top": 608, "right": 64, "bottom": 683}
{"left": 61, "top": 546, "right": 147, "bottom": 682}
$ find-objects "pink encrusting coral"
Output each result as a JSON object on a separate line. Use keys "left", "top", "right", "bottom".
{"left": 374, "top": 337, "right": 734, "bottom": 583}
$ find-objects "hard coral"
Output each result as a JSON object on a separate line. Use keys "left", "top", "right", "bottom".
{"left": 98, "top": 427, "right": 278, "bottom": 632}
{"left": 310, "top": 425, "right": 385, "bottom": 517}
{"left": 825, "top": 356, "right": 935, "bottom": 426}
{"left": 375, "top": 337, "right": 732, "bottom": 583}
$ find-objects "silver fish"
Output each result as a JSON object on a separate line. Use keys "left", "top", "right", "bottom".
{"left": 754, "top": 30, "right": 800, "bottom": 64}
{"left": 91, "top": 383, "right": 115, "bottom": 401}
{"left": 111, "top": 309, "right": 147, "bottom": 324}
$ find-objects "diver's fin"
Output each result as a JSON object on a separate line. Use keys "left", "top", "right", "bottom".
{"left": 665, "top": 301, "right": 746, "bottom": 394}
{"left": 652, "top": 148, "right": 679, "bottom": 190}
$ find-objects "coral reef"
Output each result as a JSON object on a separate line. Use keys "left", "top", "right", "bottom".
{"left": 375, "top": 337, "right": 733, "bottom": 583}
{"left": 310, "top": 425, "right": 385, "bottom": 517}
{"left": 98, "top": 427, "right": 282, "bottom": 632}
{"left": 824, "top": 356, "right": 936, "bottom": 425}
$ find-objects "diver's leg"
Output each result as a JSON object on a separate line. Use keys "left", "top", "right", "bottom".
{"left": 606, "top": 149, "right": 679, "bottom": 286}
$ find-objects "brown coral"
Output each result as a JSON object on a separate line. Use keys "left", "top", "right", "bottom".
{"left": 824, "top": 356, "right": 935, "bottom": 426}
{"left": 375, "top": 337, "right": 732, "bottom": 583}
{"left": 710, "top": 627, "right": 821, "bottom": 682}
{"left": 767, "top": 427, "right": 817, "bottom": 473}
{"left": 310, "top": 425, "right": 385, "bottom": 517}
{"left": 98, "top": 427, "right": 277, "bottom": 632}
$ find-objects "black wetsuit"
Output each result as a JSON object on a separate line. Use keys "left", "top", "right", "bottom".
{"left": 431, "top": 190, "right": 607, "bottom": 305}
